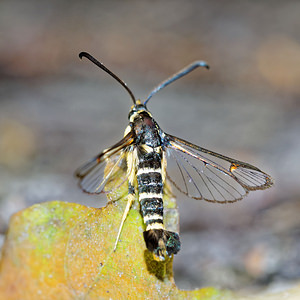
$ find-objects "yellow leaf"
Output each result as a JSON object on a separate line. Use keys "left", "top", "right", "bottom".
{"left": 0, "top": 190, "right": 228, "bottom": 299}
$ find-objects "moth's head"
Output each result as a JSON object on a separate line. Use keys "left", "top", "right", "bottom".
{"left": 128, "top": 100, "right": 152, "bottom": 122}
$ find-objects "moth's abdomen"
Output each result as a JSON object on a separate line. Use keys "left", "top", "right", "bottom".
{"left": 137, "top": 150, "right": 181, "bottom": 260}
{"left": 137, "top": 167, "right": 164, "bottom": 230}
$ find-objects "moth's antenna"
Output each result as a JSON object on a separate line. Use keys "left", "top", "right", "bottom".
{"left": 79, "top": 52, "right": 136, "bottom": 105}
{"left": 144, "top": 61, "right": 209, "bottom": 106}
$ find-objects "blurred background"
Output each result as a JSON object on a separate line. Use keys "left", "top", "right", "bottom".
{"left": 1, "top": 0, "right": 300, "bottom": 293}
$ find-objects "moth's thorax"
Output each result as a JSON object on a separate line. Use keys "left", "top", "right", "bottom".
{"left": 128, "top": 102, "right": 162, "bottom": 148}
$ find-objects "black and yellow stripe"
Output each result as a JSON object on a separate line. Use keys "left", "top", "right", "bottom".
{"left": 137, "top": 153, "right": 164, "bottom": 231}
{"left": 129, "top": 107, "right": 180, "bottom": 260}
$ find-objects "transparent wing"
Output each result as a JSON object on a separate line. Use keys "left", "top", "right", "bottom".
{"left": 164, "top": 133, "right": 273, "bottom": 203}
{"left": 75, "top": 131, "right": 134, "bottom": 194}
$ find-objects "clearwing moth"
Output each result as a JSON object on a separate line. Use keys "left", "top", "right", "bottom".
{"left": 75, "top": 52, "right": 273, "bottom": 261}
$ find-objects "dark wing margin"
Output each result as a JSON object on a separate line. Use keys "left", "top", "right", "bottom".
{"left": 75, "top": 130, "right": 134, "bottom": 194}
{"left": 164, "top": 133, "right": 273, "bottom": 203}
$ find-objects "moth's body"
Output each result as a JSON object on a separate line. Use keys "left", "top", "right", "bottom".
{"left": 75, "top": 52, "right": 273, "bottom": 261}
{"left": 122, "top": 102, "right": 180, "bottom": 260}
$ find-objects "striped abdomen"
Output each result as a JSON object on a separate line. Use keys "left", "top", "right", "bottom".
{"left": 137, "top": 148, "right": 180, "bottom": 260}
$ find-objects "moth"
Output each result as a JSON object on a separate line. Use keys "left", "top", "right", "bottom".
{"left": 75, "top": 52, "right": 273, "bottom": 261}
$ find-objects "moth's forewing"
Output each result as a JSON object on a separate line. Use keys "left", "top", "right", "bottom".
{"left": 164, "top": 134, "right": 273, "bottom": 203}
{"left": 75, "top": 132, "right": 134, "bottom": 196}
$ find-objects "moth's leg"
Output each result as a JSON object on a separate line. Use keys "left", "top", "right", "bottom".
{"left": 161, "top": 150, "right": 167, "bottom": 184}
{"left": 113, "top": 149, "right": 137, "bottom": 251}
{"left": 113, "top": 183, "right": 135, "bottom": 251}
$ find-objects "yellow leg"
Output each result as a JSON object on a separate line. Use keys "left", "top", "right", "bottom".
{"left": 113, "top": 193, "right": 134, "bottom": 251}
{"left": 114, "top": 148, "right": 136, "bottom": 251}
